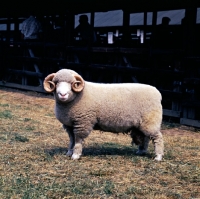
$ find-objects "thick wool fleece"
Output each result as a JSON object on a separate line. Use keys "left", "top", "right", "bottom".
{"left": 50, "top": 69, "right": 164, "bottom": 160}
{"left": 53, "top": 69, "right": 78, "bottom": 83}
{"left": 56, "top": 82, "right": 162, "bottom": 133}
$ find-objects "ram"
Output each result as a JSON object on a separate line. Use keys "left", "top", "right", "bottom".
{"left": 43, "top": 69, "right": 164, "bottom": 161}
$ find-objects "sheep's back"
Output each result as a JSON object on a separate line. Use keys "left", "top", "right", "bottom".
{"left": 80, "top": 82, "right": 162, "bottom": 132}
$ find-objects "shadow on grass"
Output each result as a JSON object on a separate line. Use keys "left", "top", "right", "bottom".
{"left": 44, "top": 147, "right": 68, "bottom": 156}
{"left": 45, "top": 143, "right": 153, "bottom": 159}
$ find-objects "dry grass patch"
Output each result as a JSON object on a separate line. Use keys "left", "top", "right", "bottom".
{"left": 0, "top": 87, "right": 199, "bottom": 199}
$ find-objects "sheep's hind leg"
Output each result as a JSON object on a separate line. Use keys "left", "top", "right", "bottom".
{"left": 136, "top": 136, "right": 150, "bottom": 155}
{"left": 130, "top": 129, "right": 149, "bottom": 156}
{"left": 63, "top": 125, "right": 74, "bottom": 157}
{"left": 151, "top": 131, "right": 164, "bottom": 161}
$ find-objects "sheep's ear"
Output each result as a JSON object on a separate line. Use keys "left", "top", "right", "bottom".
{"left": 72, "top": 74, "right": 85, "bottom": 92}
{"left": 43, "top": 73, "right": 56, "bottom": 92}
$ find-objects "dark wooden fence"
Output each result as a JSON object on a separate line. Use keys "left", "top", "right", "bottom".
{"left": 1, "top": 2, "right": 200, "bottom": 127}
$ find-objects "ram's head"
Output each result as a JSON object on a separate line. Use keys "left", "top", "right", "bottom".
{"left": 43, "top": 69, "right": 85, "bottom": 102}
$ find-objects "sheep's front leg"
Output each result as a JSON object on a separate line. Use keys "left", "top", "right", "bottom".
{"left": 63, "top": 125, "right": 74, "bottom": 157}
{"left": 71, "top": 136, "right": 83, "bottom": 160}
{"left": 72, "top": 123, "right": 93, "bottom": 160}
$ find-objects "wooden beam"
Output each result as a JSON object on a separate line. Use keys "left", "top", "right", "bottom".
{"left": 163, "top": 109, "right": 181, "bottom": 118}
{"left": 66, "top": 11, "right": 74, "bottom": 45}
{"left": 184, "top": 7, "right": 197, "bottom": 55}
{"left": 0, "top": 81, "right": 45, "bottom": 93}
{"left": 143, "top": 11, "right": 147, "bottom": 44}
{"left": 8, "top": 69, "right": 43, "bottom": 77}
{"left": 122, "top": 9, "right": 130, "bottom": 45}
{"left": 180, "top": 118, "right": 200, "bottom": 128}
{"left": 90, "top": 12, "right": 94, "bottom": 27}
{"left": 6, "top": 16, "right": 11, "bottom": 42}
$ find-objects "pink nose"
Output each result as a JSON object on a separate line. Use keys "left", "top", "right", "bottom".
{"left": 60, "top": 93, "right": 67, "bottom": 97}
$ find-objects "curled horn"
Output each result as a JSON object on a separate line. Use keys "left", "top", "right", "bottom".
{"left": 43, "top": 73, "right": 56, "bottom": 92}
{"left": 72, "top": 74, "right": 85, "bottom": 92}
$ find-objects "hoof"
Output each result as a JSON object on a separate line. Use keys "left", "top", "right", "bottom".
{"left": 66, "top": 150, "right": 73, "bottom": 156}
{"left": 71, "top": 154, "right": 81, "bottom": 160}
{"left": 154, "top": 154, "right": 163, "bottom": 161}
{"left": 136, "top": 150, "right": 147, "bottom": 155}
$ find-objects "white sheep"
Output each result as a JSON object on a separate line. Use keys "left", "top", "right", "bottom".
{"left": 43, "top": 69, "right": 164, "bottom": 161}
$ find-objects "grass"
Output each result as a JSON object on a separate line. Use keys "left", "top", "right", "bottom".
{"left": 0, "top": 87, "right": 200, "bottom": 199}
{"left": 0, "top": 110, "right": 12, "bottom": 119}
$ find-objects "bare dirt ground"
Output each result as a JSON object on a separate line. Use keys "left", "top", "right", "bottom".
{"left": 162, "top": 126, "right": 200, "bottom": 138}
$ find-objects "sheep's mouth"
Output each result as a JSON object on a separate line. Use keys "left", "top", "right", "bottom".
{"left": 58, "top": 93, "right": 69, "bottom": 101}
